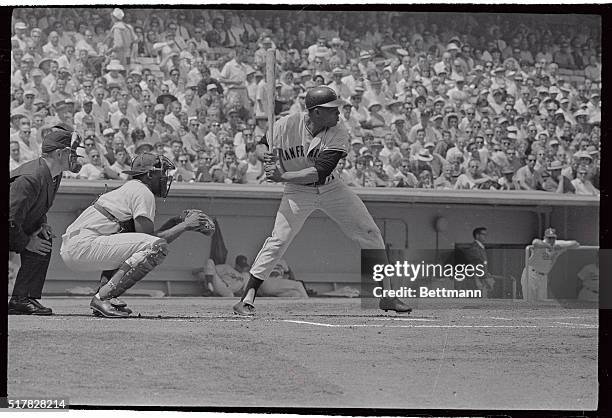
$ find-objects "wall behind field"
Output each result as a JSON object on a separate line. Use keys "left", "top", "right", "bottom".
{"left": 41, "top": 181, "right": 599, "bottom": 296}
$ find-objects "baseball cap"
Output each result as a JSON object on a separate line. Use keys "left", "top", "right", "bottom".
{"left": 41, "top": 130, "right": 73, "bottom": 153}
{"left": 305, "top": 86, "right": 344, "bottom": 110}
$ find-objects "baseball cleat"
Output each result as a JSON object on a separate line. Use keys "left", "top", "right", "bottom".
{"left": 90, "top": 295, "right": 130, "bottom": 318}
{"left": 110, "top": 298, "right": 132, "bottom": 314}
{"left": 379, "top": 297, "right": 412, "bottom": 313}
{"left": 233, "top": 301, "right": 256, "bottom": 316}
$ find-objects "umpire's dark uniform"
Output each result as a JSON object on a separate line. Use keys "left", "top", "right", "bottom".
{"left": 9, "top": 158, "right": 62, "bottom": 314}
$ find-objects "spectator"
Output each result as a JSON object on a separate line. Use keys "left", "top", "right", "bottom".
{"left": 10, "top": 140, "right": 26, "bottom": 171}
{"left": 571, "top": 165, "right": 599, "bottom": 196}
{"left": 77, "top": 148, "right": 120, "bottom": 180}
{"left": 455, "top": 158, "right": 494, "bottom": 190}
{"left": 515, "top": 153, "right": 542, "bottom": 190}
{"left": 174, "top": 153, "right": 196, "bottom": 182}
{"left": 109, "top": 148, "right": 132, "bottom": 180}
{"left": 393, "top": 158, "right": 418, "bottom": 188}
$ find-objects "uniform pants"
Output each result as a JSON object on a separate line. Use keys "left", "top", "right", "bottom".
{"left": 12, "top": 241, "right": 52, "bottom": 299}
{"left": 521, "top": 268, "right": 548, "bottom": 301}
{"left": 250, "top": 180, "right": 385, "bottom": 280}
{"left": 61, "top": 230, "right": 162, "bottom": 272}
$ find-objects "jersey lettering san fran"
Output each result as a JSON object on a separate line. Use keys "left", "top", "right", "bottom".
{"left": 270, "top": 112, "right": 349, "bottom": 184}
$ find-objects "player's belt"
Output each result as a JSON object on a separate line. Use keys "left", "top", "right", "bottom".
{"left": 528, "top": 267, "right": 546, "bottom": 277}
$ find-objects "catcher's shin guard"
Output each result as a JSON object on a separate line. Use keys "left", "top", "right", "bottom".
{"left": 98, "top": 240, "right": 168, "bottom": 300}
{"left": 99, "top": 270, "right": 132, "bottom": 313}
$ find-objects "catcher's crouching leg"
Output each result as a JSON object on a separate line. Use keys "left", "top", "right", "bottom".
{"left": 99, "top": 239, "right": 168, "bottom": 300}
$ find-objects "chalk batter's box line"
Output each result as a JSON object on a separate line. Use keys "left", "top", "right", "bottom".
{"left": 281, "top": 320, "right": 598, "bottom": 329}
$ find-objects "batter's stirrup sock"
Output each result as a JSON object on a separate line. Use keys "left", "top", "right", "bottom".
{"left": 241, "top": 274, "right": 264, "bottom": 304}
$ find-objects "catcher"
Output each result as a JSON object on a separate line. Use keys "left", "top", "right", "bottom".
{"left": 60, "top": 152, "right": 214, "bottom": 318}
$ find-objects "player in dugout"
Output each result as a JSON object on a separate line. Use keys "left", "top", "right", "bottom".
{"left": 60, "top": 152, "right": 215, "bottom": 318}
{"left": 232, "top": 86, "right": 412, "bottom": 316}
{"left": 521, "top": 227, "right": 579, "bottom": 301}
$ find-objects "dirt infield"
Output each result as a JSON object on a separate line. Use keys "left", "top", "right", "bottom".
{"left": 8, "top": 297, "right": 598, "bottom": 410}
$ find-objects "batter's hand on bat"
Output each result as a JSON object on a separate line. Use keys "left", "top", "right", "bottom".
{"left": 263, "top": 152, "right": 278, "bottom": 164}
{"left": 265, "top": 163, "right": 283, "bottom": 183}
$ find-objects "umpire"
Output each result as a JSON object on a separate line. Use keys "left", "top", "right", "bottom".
{"left": 9, "top": 126, "right": 81, "bottom": 315}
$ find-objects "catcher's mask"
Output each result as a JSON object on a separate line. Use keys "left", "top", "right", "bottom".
{"left": 123, "top": 152, "right": 175, "bottom": 198}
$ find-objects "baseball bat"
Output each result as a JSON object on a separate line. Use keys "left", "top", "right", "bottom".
{"left": 265, "top": 48, "right": 277, "bottom": 159}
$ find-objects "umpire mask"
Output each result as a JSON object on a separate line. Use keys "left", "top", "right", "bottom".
{"left": 69, "top": 131, "right": 83, "bottom": 173}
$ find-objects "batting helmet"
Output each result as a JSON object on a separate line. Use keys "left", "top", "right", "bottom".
{"left": 305, "top": 86, "right": 345, "bottom": 110}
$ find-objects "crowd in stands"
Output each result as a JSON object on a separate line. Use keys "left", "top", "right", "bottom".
{"left": 9, "top": 8, "right": 601, "bottom": 195}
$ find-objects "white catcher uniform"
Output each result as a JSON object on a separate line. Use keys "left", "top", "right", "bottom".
{"left": 249, "top": 111, "right": 385, "bottom": 281}
{"left": 521, "top": 239, "right": 579, "bottom": 301}
{"left": 60, "top": 180, "right": 164, "bottom": 272}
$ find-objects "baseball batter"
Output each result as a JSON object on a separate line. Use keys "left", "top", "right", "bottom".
{"left": 232, "top": 86, "right": 411, "bottom": 316}
{"left": 521, "top": 228, "right": 579, "bottom": 301}
{"left": 60, "top": 153, "right": 215, "bottom": 317}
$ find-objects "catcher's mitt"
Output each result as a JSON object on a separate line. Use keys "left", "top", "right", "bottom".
{"left": 182, "top": 209, "right": 215, "bottom": 236}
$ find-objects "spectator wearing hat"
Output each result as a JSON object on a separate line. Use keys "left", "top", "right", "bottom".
{"left": 13, "top": 89, "right": 37, "bottom": 121}
{"left": 363, "top": 101, "right": 386, "bottom": 130}
{"left": 328, "top": 68, "right": 351, "bottom": 101}
{"left": 25, "top": 68, "right": 50, "bottom": 105}
{"left": 12, "top": 21, "right": 29, "bottom": 50}
{"left": 73, "top": 98, "right": 98, "bottom": 136}
{"left": 107, "top": 8, "right": 137, "bottom": 65}
{"left": 542, "top": 160, "right": 574, "bottom": 193}
{"left": 104, "top": 60, "right": 126, "bottom": 89}
{"left": 339, "top": 101, "right": 362, "bottom": 139}
{"left": 9, "top": 127, "right": 80, "bottom": 315}
{"left": 497, "top": 166, "right": 517, "bottom": 190}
